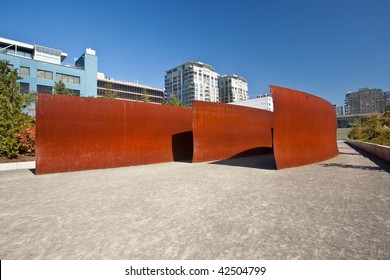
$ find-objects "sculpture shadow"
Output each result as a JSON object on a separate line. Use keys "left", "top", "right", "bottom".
{"left": 172, "top": 131, "right": 194, "bottom": 162}
{"left": 210, "top": 147, "right": 276, "bottom": 170}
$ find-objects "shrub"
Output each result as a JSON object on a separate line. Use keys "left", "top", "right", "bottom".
{"left": 348, "top": 108, "right": 390, "bottom": 146}
{"left": 17, "top": 126, "right": 36, "bottom": 155}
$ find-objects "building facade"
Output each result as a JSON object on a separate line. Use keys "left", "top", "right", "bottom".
{"left": 333, "top": 105, "right": 345, "bottom": 116}
{"left": 229, "top": 94, "right": 273, "bottom": 111}
{"left": 0, "top": 37, "right": 97, "bottom": 97}
{"left": 97, "top": 73, "right": 164, "bottom": 103}
{"left": 344, "top": 88, "right": 387, "bottom": 115}
{"left": 165, "top": 61, "right": 219, "bottom": 105}
{"left": 218, "top": 75, "right": 248, "bottom": 103}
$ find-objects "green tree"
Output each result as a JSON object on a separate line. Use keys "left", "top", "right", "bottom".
{"left": 0, "top": 60, "right": 35, "bottom": 158}
{"left": 140, "top": 89, "right": 150, "bottom": 103}
{"left": 101, "top": 82, "right": 118, "bottom": 99}
{"left": 54, "top": 80, "right": 73, "bottom": 95}
{"left": 162, "top": 93, "right": 187, "bottom": 107}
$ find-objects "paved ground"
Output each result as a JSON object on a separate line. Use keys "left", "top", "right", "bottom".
{"left": 0, "top": 141, "right": 389, "bottom": 260}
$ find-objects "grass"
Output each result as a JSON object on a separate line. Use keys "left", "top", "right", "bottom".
{"left": 337, "top": 128, "right": 353, "bottom": 140}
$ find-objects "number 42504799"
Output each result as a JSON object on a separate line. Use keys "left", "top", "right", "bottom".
{"left": 218, "top": 266, "right": 266, "bottom": 276}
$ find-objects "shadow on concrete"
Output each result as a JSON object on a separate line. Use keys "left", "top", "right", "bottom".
{"left": 338, "top": 152, "right": 360, "bottom": 156}
{"left": 29, "top": 169, "right": 36, "bottom": 175}
{"left": 319, "top": 163, "right": 384, "bottom": 171}
{"left": 172, "top": 131, "right": 193, "bottom": 163}
{"left": 210, "top": 148, "right": 276, "bottom": 170}
{"left": 345, "top": 142, "right": 390, "bottom": 173}
{"left": 327, "top": 142, "right": 390, "bottom": 173}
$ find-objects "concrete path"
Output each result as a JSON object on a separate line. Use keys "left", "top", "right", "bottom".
{"left": 0, "top": 141, "right": 389, "bottom": 259}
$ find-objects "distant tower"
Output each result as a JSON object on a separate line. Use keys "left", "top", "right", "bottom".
{"left": 345, "top": 88, "right": 386, "bottom": 114}
{"left": 218, "top": 74, "right": 248, "bottom": 103}
{"left": 165, "top": 61, "right": 219, "bottom": 105}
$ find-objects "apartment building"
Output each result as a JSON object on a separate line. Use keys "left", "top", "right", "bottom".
{"left": 0, "top": 37, "right": 97, "bottom": 97}
{"left": 345, "top": 88, "right": 387, "bottom": 115}
{"left": 333, "top": 105, "right": 345, "bottom": 116}
{"left": 218, "top": 75, "right": 248, "bottom": 103}
{"left": 165, "top": 61, "right": 219, "bottom": 105}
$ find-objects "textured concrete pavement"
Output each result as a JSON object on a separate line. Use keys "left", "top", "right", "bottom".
{"left": 0, "top": 141, "right": 389, "bottom": 259}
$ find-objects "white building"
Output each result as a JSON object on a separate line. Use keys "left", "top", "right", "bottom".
{"left": 229, "top": 95, "right": 273, "bottom": 111}
{"left": 218, "top": 74, "right": 248, "bottom": 103}
{"left": 165, "top": 61, "right": 219, "bottom": 105}
{"left": 333, "top": 105, "right": 345, "bottom": 116}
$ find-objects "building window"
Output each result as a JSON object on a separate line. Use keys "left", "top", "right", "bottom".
{"left": 7, "top": 64, "right": 14, "bottom": 70}
{"left": 56, "top": 73, "right": 80, "bottom": 84}
{"left": 19, "top": 82, "right": 29, "bottom": 94}
{"left": 37, "top": 85, "right": 52, "bottom": 94}
{"left": 37, "top": 70, "right": 53, "bottom": 80}
{"left": 71, "top": 89, "right": 80, "bottom": 96}
{"left": 20, "top": 66, "right": 30, "bottom": 76}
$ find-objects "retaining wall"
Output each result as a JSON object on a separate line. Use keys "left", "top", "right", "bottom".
{"left": 347, "top": 140, "right": 390, "bottom": 162}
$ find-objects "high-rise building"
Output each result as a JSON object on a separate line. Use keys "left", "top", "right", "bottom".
{"left": 385, "top": 91, "right": 390, "bottom": 108}
{"left": 333, "top": 105, "right": 345, "bottom": 116}
{"left": 345, "top": 88, "right": 387, "bottom": 115}
{"left": 218, "top": 74, "right": 248, "bottom": 103}
{"left": 0, "top": 37, "right": 97, "bottom": 97}
{"left": 165, "top": 61, "right": 219, "bottom": 105}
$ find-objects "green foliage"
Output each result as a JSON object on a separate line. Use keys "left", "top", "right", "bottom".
{"left": 140, "top": 89, "right": 150, "bottom": 103}
{"left": 0, "top": 60, "right": 35, "bottom": 158}
{"left": 54, "top": 81, "right": 73, "bottom": 95}
{"left": 101, "top": 83, "right": 118, "bottom": 99}
{"left": 162, "top": 94, "right": 188, "bottom": 107}
{"left": 348, "top": 111, "right": 390, "bottom": 146}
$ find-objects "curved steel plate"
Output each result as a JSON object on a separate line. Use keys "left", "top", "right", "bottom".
{"left": 271, "top": 85, "right": 338, "bottom": 169}
{"left": 192, "top": 101, "right": 274, "bottom": 162}
{"left": 36, "top": 94, "right": 192, "bottom": 174}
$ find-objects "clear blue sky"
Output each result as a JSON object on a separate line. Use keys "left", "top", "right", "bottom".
{"left": 2, "top": 0, "right": 389, "bottom": 105}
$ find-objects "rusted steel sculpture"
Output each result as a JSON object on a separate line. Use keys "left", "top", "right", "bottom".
{"left": 271, "top": 85, "right": 338, "bottom": 169}
{"left": 36, "top": 85, "right": 338, "bottom": 174}
{"left": 192, "top": 101, "right": 274, "bottom": 162}
{"left": 36, "top": 94, "right": 192, "bottom": 174}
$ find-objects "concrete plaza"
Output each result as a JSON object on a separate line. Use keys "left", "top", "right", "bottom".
{"left": 0, "top": 141, "right": 389, "bottom": 259}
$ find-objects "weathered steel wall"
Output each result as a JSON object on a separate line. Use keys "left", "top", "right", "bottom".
{"left": 36, "top": 94, "right": 192, "bottom": 174}
{"left": 271, "top": 85, "right": 338, "bottom": 169}
{"left": 36, "top": 86, "right": 338, "bottom": 174}
{"left": 192, "top": 101, "right": 274, "bottom": 162}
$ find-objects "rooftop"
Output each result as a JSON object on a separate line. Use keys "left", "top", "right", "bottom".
{"left": 0, "top": 37, "right": 68, "bottom": 63}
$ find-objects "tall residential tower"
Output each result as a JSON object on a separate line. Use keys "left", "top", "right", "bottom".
{"left": 165, "top": 61, "right": 219, "bottom": 105}
{"left": 218, "top": 74, "right": 248, "bottom": 103}
{"left": 345, "top": 88, "right": 387, "bottom": 115}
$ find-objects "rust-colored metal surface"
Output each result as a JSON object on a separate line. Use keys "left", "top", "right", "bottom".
{"left": 36, "top": 94, "right": 192, "bottom": 174}
{"left": 192, "top": 101, "right": 274, "bottom": 162}
{"left": 271, "top": 85, "right": 338, "bottom": 169}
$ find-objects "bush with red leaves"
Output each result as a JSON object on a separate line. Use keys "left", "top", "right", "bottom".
{"left": 17, "top": 126, "right": 36, "bottom": 155}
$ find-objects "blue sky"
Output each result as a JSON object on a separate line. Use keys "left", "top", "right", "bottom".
{"left": 1, "top": 0, "right": 389, "bottom": 105}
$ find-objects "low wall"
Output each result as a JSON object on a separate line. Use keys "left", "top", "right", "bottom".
{"left": 347, "top": 140, "right": 390, "bottom": 162}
